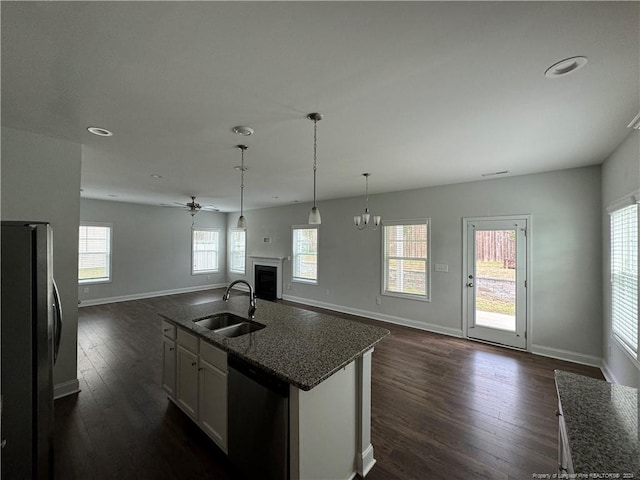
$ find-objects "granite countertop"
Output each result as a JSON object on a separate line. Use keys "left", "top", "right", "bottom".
{"left": 554, "top": 370, "right": 639, "bottom": 476}
{"left": 159, "top": 296, "right": 390, "bottom": 391}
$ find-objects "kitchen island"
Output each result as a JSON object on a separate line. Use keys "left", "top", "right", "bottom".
{"left": 159, "top": 296, "right": 389, "bottom": 480}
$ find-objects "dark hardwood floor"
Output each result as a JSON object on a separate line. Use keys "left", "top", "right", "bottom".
{"left": 55, "top": 290, "right": 602, "bottom": 479}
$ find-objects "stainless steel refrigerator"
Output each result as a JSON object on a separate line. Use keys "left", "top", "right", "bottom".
{"left": 1, "top": 221, "right": 62, "bottom": 479}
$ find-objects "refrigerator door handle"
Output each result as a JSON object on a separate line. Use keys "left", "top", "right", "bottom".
{"left": 52, "top": 279, "right": 62, "bottom": 365}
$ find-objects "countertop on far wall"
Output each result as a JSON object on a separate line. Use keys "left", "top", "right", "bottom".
{"left": 159, "top": 296, "right": 389, "bottom": 391}
{"left": 554, "top": 370, "right": 639, "bottom": 476}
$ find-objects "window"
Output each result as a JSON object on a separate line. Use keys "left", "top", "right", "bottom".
{"left": 292, "top": 226, "right": 318, "bottom": 284}
{"left": 609, "top": 202, "right": 638, "bottom": 359}
{"left": 78, "top": 223, "right": 112, "bottom": 283}
{"left": 382, "top": 219, "right": 430, "bottom": 301}
{"left": 192, "top": 228, "right": 219, "bottom": 274}
{"left": 229, "top": 228, "right": 246, "bottom": 274}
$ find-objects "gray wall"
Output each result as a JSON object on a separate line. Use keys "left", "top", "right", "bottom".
{"left": 79, "top": 199, "right": 227, "bottom": 304}
{"left": 1, "top": 126, "right": 81, "bottom": 392}
{"left": 601, "top": 131, "right": 640, "bottom": 387}
{"left": 229, "top": 166, "right": 603, "bottom": 364}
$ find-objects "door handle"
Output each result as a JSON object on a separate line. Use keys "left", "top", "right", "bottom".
{"left": 466, "top": 282, "right": 473, "bottom": 287}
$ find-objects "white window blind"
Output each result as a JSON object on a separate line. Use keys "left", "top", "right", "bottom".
{"left": 383, "top": 220, "right": 430, "bottom": 300}
{"left": 229, "top": 229, "right": 246, "bottom": 274}
{"left": 192, "top": 228, "right": 219, "bottom": 274}
{"left": 292, "top": 226, "right": 318, "bottom": 283}
{"left": 610, "top": 203, "right": 638, "bottom": 357}
{"left": 78, "top": 224, "right": 112, "bottom": 283}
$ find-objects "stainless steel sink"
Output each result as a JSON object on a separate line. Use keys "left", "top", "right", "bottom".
{"left": 214, "top": 321, "right": 266, "bottom": 338}
{"left": 194, "top": 312, "right": 245, "bottom": 330}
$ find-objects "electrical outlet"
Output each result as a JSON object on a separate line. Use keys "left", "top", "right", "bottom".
{"left": 325, "top": 289, "right": 330, "bottom": 296}
{"left": 286, "top": 283, "right": 291, "bottom": 290}
{"left": 207, "top": 275, "right": 212, "bottom": 281}
{"left": 376, "top": 296, "right": 382, "bottom": 305}
{"left": 83, "top": 287, "right": 89, "bottom": 293}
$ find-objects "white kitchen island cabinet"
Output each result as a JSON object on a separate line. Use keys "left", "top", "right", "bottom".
{"left": 160, "top": 296, "right": 389, "bottom": 479}
{"left": 167, "top": 326, "right": 228, "bottom": 453}
{"left": 198, "top": 341, "right": 228, "bottom": 452}
{"left": 175, "top": 328, "right": 199, "bottom": 420}
{"left": 161, "top": 320, "right": 176, "bottom": 397}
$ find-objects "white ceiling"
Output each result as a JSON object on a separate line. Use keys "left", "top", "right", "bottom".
{"left": 2, "top": 2, "right": 638, "bottom": 212}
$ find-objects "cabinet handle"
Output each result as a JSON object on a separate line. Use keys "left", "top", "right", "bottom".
{"left": 169, "top": 347, "right": 174, "bottom": 351}
{"left": 191, "top": 362, "right": 197, "bottom": 366}
{"left": 163, "top": 328, "right": 170, "bottom": 332}
{"left": 198, "top": 367, "right": 203, "bottom": 371}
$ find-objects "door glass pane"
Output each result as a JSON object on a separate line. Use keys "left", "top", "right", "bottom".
{"left": 475, "top": 229, "right": 516, "bottom": 331}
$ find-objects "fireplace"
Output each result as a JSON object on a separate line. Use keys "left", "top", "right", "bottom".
{"left": 255, "top": 265, "right": 277, "bottom": 301}
{"left": 249, "top": 256, "right": 285, "bottom": 300}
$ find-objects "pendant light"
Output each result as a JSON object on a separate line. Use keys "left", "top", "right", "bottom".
{"left": 307, "top": 113, "right": 323, "bottom": 224}
{"left": 354, "top": 173, "right": 381, "bottom": 230}
{"left": 235, "top": 145, "right": 248, "bottom": 230}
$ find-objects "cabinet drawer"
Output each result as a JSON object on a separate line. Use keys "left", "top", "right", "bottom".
{"left": 200, "top": 340, "right": 227, "bottom": 372}
{"left": 162, "top": 320, "right": 176, "bottom": 339}
{"left": 177, "top": 328, "right": 198, "bottom": 353}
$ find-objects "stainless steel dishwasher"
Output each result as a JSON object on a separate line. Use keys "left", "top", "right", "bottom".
{"left": 228, "top": 355, "right": 289, "bottom": 480}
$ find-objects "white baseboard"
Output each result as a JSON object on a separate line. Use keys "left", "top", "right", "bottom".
{"left": 281, "top": 295, "right": 463, "bottom": 338}
{"left": 54, "top": 378, "right": 80, "bottom": 399}
{"left": 358, "top": 445, "right": 377, "bottom": 478}
{"left": 79, "top": 283, "right": 227, "bottom": 307}
{"left": 530, "top": 344, "right": 602, "bottom": 369}
{"left": 601, "top": 360, "right": 619, "bottom": 384}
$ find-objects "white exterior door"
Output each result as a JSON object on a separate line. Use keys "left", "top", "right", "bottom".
{"left": 464, "top": 217, "right": 529, "bottom": 349}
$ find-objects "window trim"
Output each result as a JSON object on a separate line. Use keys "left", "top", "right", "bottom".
{"left": 291, "top": 225, "right": 319, "bottom": 285}
{"left": 191, "top": 227, "right": 220, "bottom": 275}
{"left": 228, "top": 228, "right": 246, "bottom": 275}
{"left": 78, "top": 222, "right": 113, "bottom": 285}
{"left": 381, "top": 218, "right": 431, "bottom": 302}
{"left": 608, "top": 192, "right": 639, "bottom": 363}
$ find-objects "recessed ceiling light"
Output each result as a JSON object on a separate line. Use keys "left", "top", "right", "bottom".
{"left": 232, "top": 126, "right": 254, "bottom": 136}
{"left": 150, "top": 174, "right": 163, "bottom": 179}
{"left": 544, "top": 56, "right": 588, "bottom": 78}
{"left": 87, "top": 126, "right": 113, "bottom": 137}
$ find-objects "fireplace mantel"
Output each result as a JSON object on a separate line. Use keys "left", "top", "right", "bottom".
{"left": 248, "top": 256, "right": 286, "bottom": 299}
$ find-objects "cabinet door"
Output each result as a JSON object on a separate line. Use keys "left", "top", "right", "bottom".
{"left": 176, "top": 345, "right": 198, "bottom": 419}
{"left": 162, "top": 337, "right": 176, "bottom": 397}
{"left": 198, "top": 359, "right": 228, "bottom": 452}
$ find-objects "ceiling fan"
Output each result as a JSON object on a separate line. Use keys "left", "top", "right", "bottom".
{"left": 174, "top": 196, "right": 219, "bottom": 216}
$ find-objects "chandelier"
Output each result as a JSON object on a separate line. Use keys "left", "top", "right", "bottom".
{"left": 353, "top": 173, "right": 381, "bottom": 230}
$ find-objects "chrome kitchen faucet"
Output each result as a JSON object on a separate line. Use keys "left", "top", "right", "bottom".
{"left": 222, "top": 280, "right": 257, "bottom": 319}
